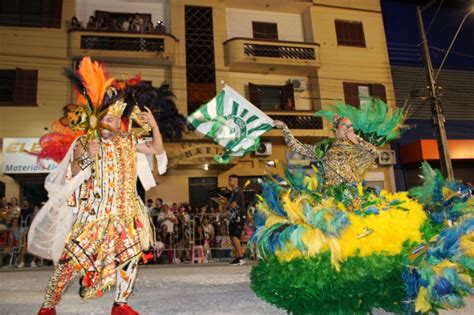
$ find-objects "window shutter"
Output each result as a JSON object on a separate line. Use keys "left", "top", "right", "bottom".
{"left": 335, "top": 21, "right": 344, "bottom": 45}
{"left": 354, "top": 22, "right": 365, "bottom": 47}
{"left": 15, "top": 68, "right": 38, "bottom": 105}
{"left": 266, "top": 23, "right": 278, "bottom": 40}
{"left": 335, "top": 20, "right": 366, "bottom": 47}
{"left": 370, "top": 84, "right": 386, "bottom": 102}
{"left": 252, "top": 22, "right": 278, "bottom": 40}
{"left": 252, "top": 22, "right": 263, "bottom": 39}
{"left": 48, "top": 0, "right": 63, "bottom": 28}
{"left": 249, "top": 83, "right": 260, "bottom": 107}
{"left": 281, "top": 83, "right": 295, "bottom": 110}
{"left": 343, "top": 82, "right": 360, "bottom": 108}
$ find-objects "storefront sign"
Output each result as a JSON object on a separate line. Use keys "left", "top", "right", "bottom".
{"left": 180, "top": 144, "right": 222, "bottom": 159}
{"left": 2, "top": 138, "right": 57, "bottom": 174}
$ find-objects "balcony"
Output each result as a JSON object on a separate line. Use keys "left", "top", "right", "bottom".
{"left": 68, "top": 30, "right": 177, "bottom": 66}
{"left": 263, "top": 111, "right": 331, "bottom": 141}
{"left": 223, "top": 38, "right": 320, "bottom": 75}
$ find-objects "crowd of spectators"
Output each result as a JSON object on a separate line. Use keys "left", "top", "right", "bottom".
{"left": 71, "top": 13, "right": 167, "bottom": 33}
{"left": 0, "top": 197, "right": 42, "bottom": 268}
{"left": 145, "top": 198, "right": 254, "bottom": 265}
{"left": 0, "top": 194, "right": 255, "bottom": 267}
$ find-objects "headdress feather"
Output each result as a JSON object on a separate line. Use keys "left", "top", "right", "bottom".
{"left": 77, "top": 57, "right": 115, "bottom": 109}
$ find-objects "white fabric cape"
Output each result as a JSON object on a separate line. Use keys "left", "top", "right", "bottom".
{"left": 27, "top": 138, "right": 168, "bottom": 264}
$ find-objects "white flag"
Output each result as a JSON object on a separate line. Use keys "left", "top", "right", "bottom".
{"left": 187, "top": 85, "right": 274, "bottom": 163}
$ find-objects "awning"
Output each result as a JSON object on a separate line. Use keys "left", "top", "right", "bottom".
{"left": 399, "top": 139, "right": 474, "bottom": 164}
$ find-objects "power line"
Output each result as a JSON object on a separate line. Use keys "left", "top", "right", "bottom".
{"left": 426, "top": 0, "right": 444, "bottom": 34}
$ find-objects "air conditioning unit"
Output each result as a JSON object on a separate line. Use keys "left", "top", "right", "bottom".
{"left": 255, "top": 142, "right": 272, "bottom": 156}
{"left": 377, "top": 150, "right": 396, "bottom": 165}
{"left": 289, "top": 78, "right": 306, "bottom": 92}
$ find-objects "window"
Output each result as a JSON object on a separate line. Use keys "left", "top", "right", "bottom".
{"left": 335, "top": 20, "right": 366, "bottom": 47}
{"left": 358, "top": 85, "right": 371, "bottom": 106}
{"left": 189, "top": 177, "right": 218, "bottom": 208}
{"left": 249, "top": 83, "right": 295, "bottom": 111}
{"left": 252, "top": 21, "right": 278, "bottom": 40}
{"left": 0, "top": 69, "right": 38, "bottom": 106}
{"left": 0, "top": 70, "right": 15, "bottom": 103}
{"left": 343, "top": 82, "right": 386, "bottom": 108}
{"left": 0, "top": 0, "right": 63, "bottom": 28}
{"left": 185, "top": 6, "right": 216, "bottom": 113}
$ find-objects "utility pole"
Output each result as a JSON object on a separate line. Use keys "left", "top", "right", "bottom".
{"left": 415, "top": 6, "right": 454, "bottom": 180}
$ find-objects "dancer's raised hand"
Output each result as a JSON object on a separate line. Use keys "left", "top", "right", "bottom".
{"left": 273, "top": 120, "right": 287, "bottom": 129}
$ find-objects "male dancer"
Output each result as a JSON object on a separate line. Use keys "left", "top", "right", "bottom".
{"left": 32, "top": 97, "right": 165, "bottom": 315}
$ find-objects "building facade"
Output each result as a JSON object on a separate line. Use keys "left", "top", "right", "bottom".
{"left": 390, "top": 66, "right": 474, "bottom": 190}
{"left": 1, "top": 0, "right": 398, "bottom": 206}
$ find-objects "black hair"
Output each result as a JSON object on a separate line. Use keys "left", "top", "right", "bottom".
{"left": 147, "top": 199, "right": 153, "bottom": 203}
{"left": 229, "top": 174, "right": 239, "bottom": 179}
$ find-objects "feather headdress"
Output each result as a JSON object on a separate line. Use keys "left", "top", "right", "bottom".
{"left": 316, "top": 97, "right": 408, "bottom": 146}
{"left": 33, "top": 57, "right": 186, "bottom": 164}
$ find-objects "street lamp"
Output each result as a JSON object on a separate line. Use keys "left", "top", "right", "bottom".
{"left": 435, "top": 7, "right": 473, "bottom": 80}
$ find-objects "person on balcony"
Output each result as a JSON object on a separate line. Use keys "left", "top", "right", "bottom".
{"left": 99, "top": 17, "right": 109, "bottom": 31}
{"left": 86, "top": 16, "right": 98, "bottom": 30}
{"left": 154, "top": 20, "right": 166, "bottom": 33}
{"left": 109, "top": 17, "right": 120, "bottom": 31}
{"left": 131, "top": 13, "right": 143, "bottom": 32}
{"left": 121, "top": 16, "right": 132, "bottom": 32}
{"left": 146, "top": 20, "right": 154, "bottom": 33}
{"left": 71, "top": 16, "right": 83, "bottom": 29}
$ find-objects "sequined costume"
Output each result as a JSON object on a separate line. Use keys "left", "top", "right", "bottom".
{"left": 251, "top": 100, "right": 473, "bottom": 314}
{"left": 281, "top": 125, "right": 377, "bottom": 186}
{"left": 41, "top": 133, "right": 152, "bottom": 308}
{"left": 27, "top": 57, "right": 185, "bottom": 315}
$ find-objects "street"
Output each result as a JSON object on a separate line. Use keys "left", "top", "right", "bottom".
{"left": 0, "top": 264, "right": 283, "bottom": 315}
{"left": 0, "top": 264, "right": 472, "bottom": 315}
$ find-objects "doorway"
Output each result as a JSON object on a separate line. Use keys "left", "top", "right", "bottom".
{"left": 188, "top": 177, "right": 217, "bottom": 207}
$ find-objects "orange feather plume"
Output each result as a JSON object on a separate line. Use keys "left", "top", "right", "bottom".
{"left": 29, "top": 120, "right": 85, "bottom": 163}
{"left": 77, "top": 57, "right": 115, "bottom": 109}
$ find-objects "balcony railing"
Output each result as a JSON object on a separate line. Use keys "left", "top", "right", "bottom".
{"left": 263, "top": 111, "right": 330, "bottom": 139}
{"left": 267, "top": 111, "right": 323, "bottom": 129}
{"left": 68, "top": 30, "right": 177, "bottom": 65}
{"left": 80, "top": 35, "right": 164, "bottom": 52}
{"left": 224, "top": 38, "right": 320, "bottom": 74}
{"left": 244, "top": 44, "right": 316, "bottom": 60}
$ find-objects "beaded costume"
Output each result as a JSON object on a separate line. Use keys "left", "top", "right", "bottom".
{"left": 28, "top": 57, "right": 186, "bottom": 314}
{"left": 42, "top": 133, "right": 148, "bottom": 307}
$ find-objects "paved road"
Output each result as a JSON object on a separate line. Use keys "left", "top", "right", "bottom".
{"left": 0, "top": 264, "right": 283, "bottom": 315}
{"left": 0, "top": 264, "right": 472, "bottom": 315}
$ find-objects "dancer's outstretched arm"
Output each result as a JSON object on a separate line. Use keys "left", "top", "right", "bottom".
{"left": 136, "top": 106, "right": 165, "bottom": 155}
{"left": 274, "top": 120, "right": 316, "bottom": 159}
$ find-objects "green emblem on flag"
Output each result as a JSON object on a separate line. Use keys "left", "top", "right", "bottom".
{"left": 187, "top": 85, "right": 274, "bottom": 163}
